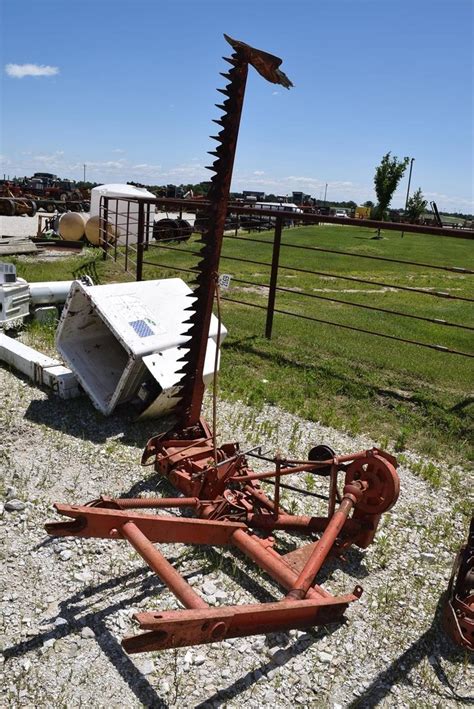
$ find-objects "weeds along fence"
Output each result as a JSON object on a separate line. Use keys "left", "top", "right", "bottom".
{"left": 99, "top": 196, "right": 474, "bottom": 361}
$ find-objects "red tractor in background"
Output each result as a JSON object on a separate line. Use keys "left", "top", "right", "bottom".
{"left": 0, "top": 172, "right": 90, "bottom": 216}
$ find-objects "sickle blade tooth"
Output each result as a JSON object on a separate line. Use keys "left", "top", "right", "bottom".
{"left": 217, "top": 87, "right": 229, "bottom": 96}
{"left": 204, "top": 165, "right": 217, "bottom": 172}
{"left": 223, "top": 56, "right": 238, "bottom": 65}
{"left": 220, "top": 72, "right": 231, "bottom": 80}
{"left": 215, "top": 103, "right": 226, "bottom": 111}
{"left": 212, "top": 118, "right": 224, "bottom": 126}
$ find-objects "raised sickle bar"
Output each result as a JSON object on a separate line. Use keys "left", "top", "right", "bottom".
{"left": 123, "top": 591, "right": 361, "bottom": 652}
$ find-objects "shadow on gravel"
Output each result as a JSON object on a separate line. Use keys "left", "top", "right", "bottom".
{"left": 195, "top": 627, "right": 326, "bottom": 709}
{"left": 348, "top": 595, "right": 474, "bottom": 708}
{"left": 24, "top": 394, "right": 174, "bottom": 447}
{"left": 2, "top": 567, "right": 175, "bottom": 708}
{"left": 2, "top": 554, "right": 343, "bottom": 709}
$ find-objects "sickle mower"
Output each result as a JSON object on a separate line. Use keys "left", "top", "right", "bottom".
{"left": 45, "top": 35, "right": 400, "bottom": 654}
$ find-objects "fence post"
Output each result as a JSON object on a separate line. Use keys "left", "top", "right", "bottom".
{"left": 265, "top": 216, "right": 283, "bottom": 339}
{"left": 136, "top": 200, "right": 144, "bottom": 282}
{"left": 101, "top": 197, "right": 109, "bottom": 261}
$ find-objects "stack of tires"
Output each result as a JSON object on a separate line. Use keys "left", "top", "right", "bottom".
{"left": 152, "top": 218, "right": 192, "bottom": 243}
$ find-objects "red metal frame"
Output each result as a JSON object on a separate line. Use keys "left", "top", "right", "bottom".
{"left": 46, "top": 420, "right": 399, "bottom": 652}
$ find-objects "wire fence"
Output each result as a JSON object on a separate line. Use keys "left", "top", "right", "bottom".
{"left": 99, "top": 196, "right": 474, "bottom": 360}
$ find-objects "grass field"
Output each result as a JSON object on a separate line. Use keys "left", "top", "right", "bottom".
{"left": 7, "top": 222, "right": 474, "bottom": 462}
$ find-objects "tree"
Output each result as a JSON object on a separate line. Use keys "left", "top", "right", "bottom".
{"left": 405, "top": 187, "right": 427, "bottom": 223}
{"left": 373, "top": 152, "right": 409, "bottom": 220}
{"left": 363, "top": 200, "right": 374, "bottom": 208}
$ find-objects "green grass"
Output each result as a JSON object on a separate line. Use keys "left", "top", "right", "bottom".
{"left": 141, "top": 223, "right": 474, "bottom": 461}
{"left": 7, "top": 223, "right": 474, "bottom": 462}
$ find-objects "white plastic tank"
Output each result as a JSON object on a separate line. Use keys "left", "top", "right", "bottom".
{"left": 90, "top": 183, "right": 156, "bottom": 244}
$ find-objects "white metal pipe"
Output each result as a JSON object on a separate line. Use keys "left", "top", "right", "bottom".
{"left": 29, "top": 281, "right": 75, "bottom": 305}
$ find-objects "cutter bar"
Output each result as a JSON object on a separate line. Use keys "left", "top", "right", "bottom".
{"left": 123, "top": 591, "right": 361, "bottom": 652}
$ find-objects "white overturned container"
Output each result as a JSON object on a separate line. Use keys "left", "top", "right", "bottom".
{"left": 56, "top": 278, "right": 227, "bottom": 417}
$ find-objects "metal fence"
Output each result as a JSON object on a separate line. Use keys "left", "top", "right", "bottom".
{"left": 99, "top": 196, "right": 474, "bottom": 360}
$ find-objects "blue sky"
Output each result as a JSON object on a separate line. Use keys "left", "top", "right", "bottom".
{"left": 1, "top": 0, "right": 473, "bottom": 211}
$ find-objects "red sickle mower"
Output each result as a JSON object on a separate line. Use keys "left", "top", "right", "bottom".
{"left": 45, "top": 35, "right": 400, "bottom": 654}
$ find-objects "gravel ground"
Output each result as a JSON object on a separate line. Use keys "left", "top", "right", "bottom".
{"left": 1, "top": 215, "right": 40, "bottom": 239}
{"left": 0, "top": 359, "right": 473, "bottom": 708}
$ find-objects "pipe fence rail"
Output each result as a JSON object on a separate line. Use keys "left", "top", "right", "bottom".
{"left": 99, "top": 196, "right": 474, "bottom": 360}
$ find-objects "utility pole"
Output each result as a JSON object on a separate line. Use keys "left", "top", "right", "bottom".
{"left": 83, "top": 164, "right": 86, "bottom": 183}
{"left": 323, "top": 183, "right": 328, "bottom": 204}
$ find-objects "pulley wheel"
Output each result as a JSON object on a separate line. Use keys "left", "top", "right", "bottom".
{"left": 308, "top": 444, "right": 336, "bottom": 476}
{"left": 344, "top": 454, "right": 399, "bottom": 514}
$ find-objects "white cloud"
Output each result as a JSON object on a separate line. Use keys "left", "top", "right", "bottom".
{"left": 30, "top": 150, "right": 64, "bottom": 169}
{"left": 112, "top": 148, "right": 125, "bottom": 154}
{"left": 86, "top": 160, "right": 126, "bottom": 171}
{"left": 167, "top": 164, "right": 207, "bottom": 180}
{"left": 5, "top": 63, "right": 59, "bottom": 79}
{"left": 253, "top": 170, "right": 265, "bottom": 176}
{"left": 425, "top": 191, "right": 474, "bottom": 209}
{"left": 272, "top": 91, "right": 279, "bottom": 96}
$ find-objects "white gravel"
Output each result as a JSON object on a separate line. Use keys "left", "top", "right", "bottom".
{"left": 0, "top": 359, "right": 472, "bottom": 708}
{"left": 1, "top": 215, "right": 40, "bottom": 239}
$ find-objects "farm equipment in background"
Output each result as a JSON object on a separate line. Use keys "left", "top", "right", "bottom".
{"left": 0, "top": 174, "right": 90, "bottom": 215}
{"left": 46, "top": 35, "right": 400, "bottom": 655}
{"left": 0, "top": 182, "right": 38, "bottom": 217}
{"left": 430, "top": 201, "right": 443, "bottom": 228}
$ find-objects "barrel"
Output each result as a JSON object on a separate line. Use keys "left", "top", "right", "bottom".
{"left": 58, "top": 211, "right": 87, "bottom": 241}
{"left": 84, "top": 215, "right": 119, "bottom": 246}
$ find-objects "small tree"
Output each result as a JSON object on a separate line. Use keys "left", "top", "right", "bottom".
{"left": 405, "top": 187, "right": 427, "bottom": 223}
{"left": 373, "top": 152, "right": 409, "bottom": 221}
